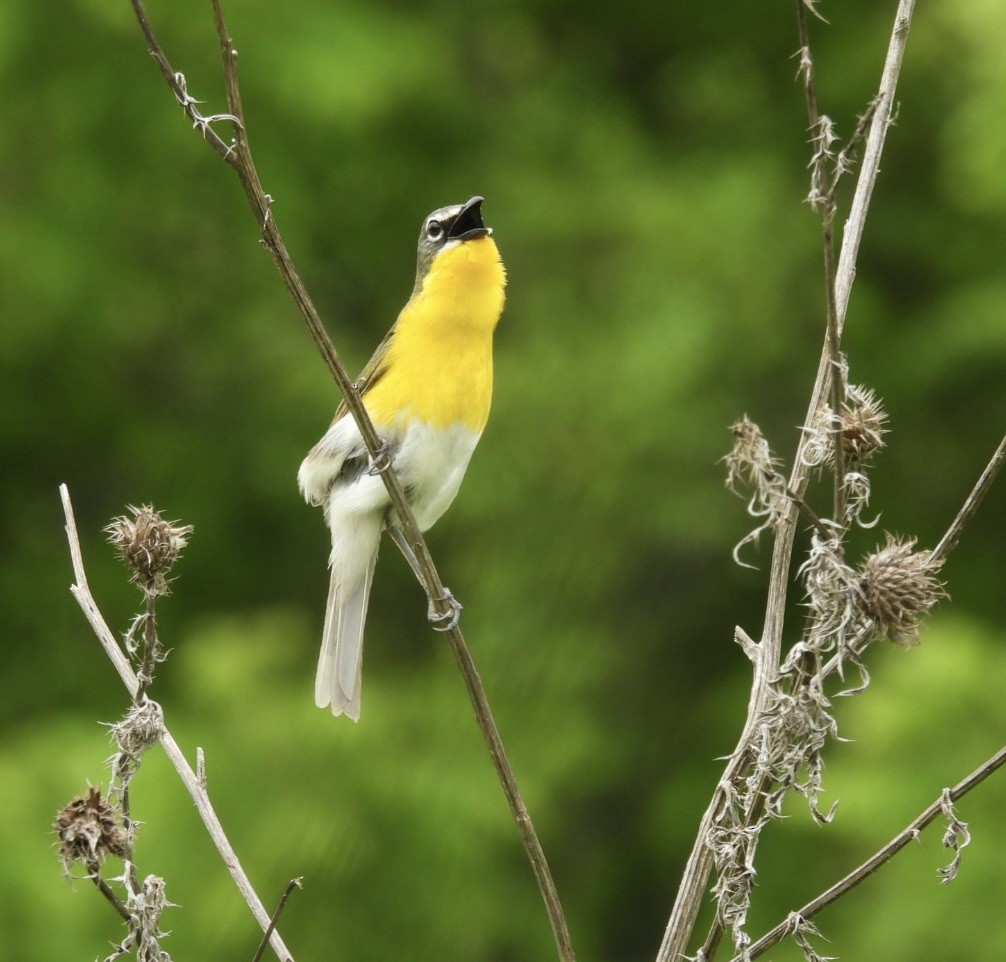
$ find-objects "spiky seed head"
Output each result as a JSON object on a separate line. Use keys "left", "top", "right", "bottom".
{"left": 858, "top": 534, "right": 946, "bottom": 647}
{"left": 53, "top": 788, "right": 130, "bottom": 873}
{"left": 725, "top": 416, "right": 779, "bottom": 491}
{"left": 840, "top": 387, "right": 888, "bottom": 466}
{"left": 109, "top": 699, "right": 163, "bottom": 758}
{"left": 105, "top": 505, "right": 192, "bottom": 595}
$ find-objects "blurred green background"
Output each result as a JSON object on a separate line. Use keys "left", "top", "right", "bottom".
{"left": 2, "top": 0, "right": 1005, "bottom": 959}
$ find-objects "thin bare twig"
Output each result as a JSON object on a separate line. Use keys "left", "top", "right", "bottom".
{"left": 60, "top": 484, "right": 294, "bottom": 962}
{"left": 797, "top": 0, "right": 847, "bottom": 527}
{"left": 251, "top": 879, "right": 303, "bottom": 962}
{"left": 127, "top": 3, "right": 574, "bottom": 958}
{"left": 129, "top": 0, "right": 238, "bottom": 165}
{"left": 930, "top": 432, "right": 1006, "bottom": 564}
{"left": 656, "top": 4, "right": 917, "bottom": 959}
{"left": 731, "top": 744, "right": 1006, "bottom": 961}
{"left": 90, "top": 872, "right": 132, "bottom": 923}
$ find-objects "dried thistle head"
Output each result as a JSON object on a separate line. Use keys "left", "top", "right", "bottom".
{"left": 110, "top": 699, "right": 163, "bottom": 758}
{"left": 724, "top": 417, "right": 789, "bottom": 566}
{"left": 105, "top": 505, "right": 192, "bottom": 595}
{"left": 108, "top": 699, "right": 164, "bottom": 792}
{"left": 801, "top": 385, "right": 888, "bottom": 473}
{"left": 128, "top": 874, "right": 175, "bottom": 958}
{"left": 799, "top": 532, "right": 856, "bottom": 641}
{"left": 858, "top": 534, "right": 946, "bottom": 647}
{"left": 54, "top": 788, "right": 131, "bottom": 873}
{"left": 725, "top": 416, "right": 779, "bottom": 492}
{"left": 840, "top": 385, "right": 888, "bottom": 467}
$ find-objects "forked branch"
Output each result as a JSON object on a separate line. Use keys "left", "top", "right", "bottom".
{"left": 60, "top": 484, "right": 295, "bottom": 962}
{"left": 732, "top": 744, "right": 1006, "bottom": 961}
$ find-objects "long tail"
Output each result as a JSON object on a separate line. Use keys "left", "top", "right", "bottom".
{"left": 315, "top": 543, "right": 379, "bottom": 721}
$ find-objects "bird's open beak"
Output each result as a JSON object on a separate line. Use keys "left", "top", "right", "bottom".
{"left": 448, "top": 196, "right": 492, "bottom": 241}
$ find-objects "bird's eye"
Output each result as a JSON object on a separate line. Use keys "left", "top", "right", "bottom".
{"left": 426, "top": 220, "right": 444, "bottom": 240}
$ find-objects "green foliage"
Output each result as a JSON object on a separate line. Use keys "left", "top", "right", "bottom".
{"left": 2, "top": 0, "right": 1005, "bottom": 960}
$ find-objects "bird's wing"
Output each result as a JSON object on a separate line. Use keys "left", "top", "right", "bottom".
{"left": 298, "top": 321, "right": 399, "bottom": 507}
{"left": 329, "top": 323, "right": 398, "bottom": 425}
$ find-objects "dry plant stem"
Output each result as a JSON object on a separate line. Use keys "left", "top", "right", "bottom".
{"left": 120, "top": 790, "right": 141, "bottom": 894}
{"left": 656, "top": 632, "right": 774, "bottom": 962}
{"left": 251, "top": 879, "right": 303, "bottom": 962}
{"left": 656, "top": 4, "right": 916, "bottom": 960}
{"left": 127, "top": 4, "right": 574, "bottom": 959}
{"left": 730, "top": 743, "right": 1006, "bottom": 962}
{"left": 929, "top": 432, "right": 1006, "bottom": 564}
{"left": 60, "top": 485, "right": 294, "bottom": 962}
{"left": 135, "top": 594, "right": 158, "bottom": 701}
{"left": 125, "top": 594, "right": 157, "bottom": 895}
{"left": 797, "top": 0, "right": 846, "bottom": 526}
{"left": 91, "top": 872, "right": 131, "bottom": 923}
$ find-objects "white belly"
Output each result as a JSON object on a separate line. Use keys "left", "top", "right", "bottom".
{"left": 393, "top": 419, "right": 482, "bottom": 530}
{"left": 300, "top": 414, "right": 482, "bottom": 533}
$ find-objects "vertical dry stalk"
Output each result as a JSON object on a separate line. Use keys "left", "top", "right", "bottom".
{"left": 656, "top": 3, "right": 917, "bottom": 960}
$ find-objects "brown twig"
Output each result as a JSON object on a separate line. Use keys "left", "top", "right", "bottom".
{"left": 797, "top": 0, "right": 847, "bottom": 527}
{"left": 930, "top": 432, "right": 1006, "bottom": 564}
{"left": 251, "top": 878, "right": 303, "bottom": 962}
{"left": 90, "top": 871, "right": 132, "bottom": 923}
{"left": 127, "top": 3, "right": 574, "bottom": 959}
{"left": 60, "top": 484, "right": 294, "bottom": 962}
{"left": 730, "top": 744, "right": 1006, "bottom": 961}
{"left": 655, "top": 3, "right": 917, "bottom": 959}
{"left": 129, "top": 0, "right": 239, "bottom": 165}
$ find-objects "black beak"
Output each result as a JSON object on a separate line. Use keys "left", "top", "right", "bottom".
{"left": 448, "top": 196, "right": 491, "bottom": 241}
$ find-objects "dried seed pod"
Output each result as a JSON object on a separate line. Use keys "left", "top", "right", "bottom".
{"left": 109, "top": 699, "right": 164, "bottom": 757}
{"left": 858, "top": 534, "right": 946, "bottom": 647}
{"left": 54, "top": 788, "right": 131, "bottom": 872}
{"left": 105, "top": 505, "right": 192, "bottom": 595}
{"left": 725, "top": 416, "right": 780, "bottom": 491}
{"left": 723, "top": 416, "right": 789, "bottom": 566}
{"left": 840, "top": 386, "right": 888, "bottom": 467}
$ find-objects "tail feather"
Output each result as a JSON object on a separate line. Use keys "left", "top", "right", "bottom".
{"left": 316, "top": 547, "right": 378, "bottom": 721}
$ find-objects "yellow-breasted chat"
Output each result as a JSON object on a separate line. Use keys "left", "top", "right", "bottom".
{"left": 299, "top": 196, "right": 506, "bottom": 720}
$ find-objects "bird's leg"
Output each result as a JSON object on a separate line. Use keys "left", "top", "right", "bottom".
{"left": 386, "top": 526, "right": 463, "bottom": 632}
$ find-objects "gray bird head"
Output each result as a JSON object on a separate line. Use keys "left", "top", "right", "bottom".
{"left": 413, "top": 196, "right": 492, "bottom": 291}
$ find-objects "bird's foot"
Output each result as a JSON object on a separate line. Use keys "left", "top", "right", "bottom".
{"left": 366, "top": 439, "right": 393, "bottom": 476}
{"left": 428, "top": 589, "right": 463, "bottom": 632}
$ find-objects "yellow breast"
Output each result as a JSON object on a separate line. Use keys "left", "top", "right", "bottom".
{"left": 365, "top": 236, "right": 506, "bottom": 431}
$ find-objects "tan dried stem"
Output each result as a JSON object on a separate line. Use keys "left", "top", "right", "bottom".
{"left": 60, "top": 485, "right": 294, "bottom": 962}
{"left": 656, "top": 3, "right": 917, "bottom": 959}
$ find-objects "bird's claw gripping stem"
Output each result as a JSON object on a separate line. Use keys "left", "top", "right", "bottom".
{"left": 366, "top": 439, "right": 392, "bottom": 476}
{"left": 429, "top": 589, "right": 462, "bottom": 632}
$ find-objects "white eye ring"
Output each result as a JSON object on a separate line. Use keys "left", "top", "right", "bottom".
{"left": 426, "top": 219, "right": 444, "bottom": 240}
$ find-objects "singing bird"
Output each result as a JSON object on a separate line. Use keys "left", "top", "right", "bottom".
{"left": 298, "top": 196, "right": 506, "bottom": 720}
